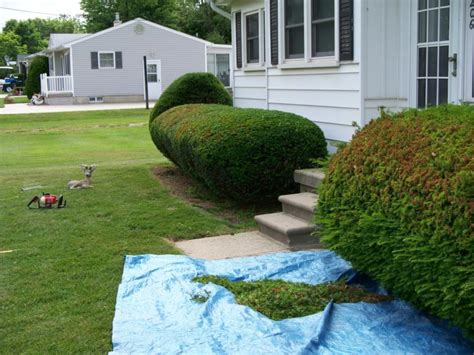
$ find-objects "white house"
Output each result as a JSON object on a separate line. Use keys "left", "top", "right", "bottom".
{"left": 211, "top": 0, "right": 474, "bottom": 142}
{"left": 39, "top": 17, "right": 232, "bottom": 104}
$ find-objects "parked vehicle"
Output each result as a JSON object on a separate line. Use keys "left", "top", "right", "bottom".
{"left": 2, "top": 74, "right": 24, "bottom": 93}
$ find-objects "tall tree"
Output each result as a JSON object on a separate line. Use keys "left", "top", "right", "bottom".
{"left": 3, "top": 17, "right": 83, "bottom": 54}
{"left": 80, "top": 0, "right": 180, "bottom": 32}
{"left": 177, "top": 0, "right": 231, "bottom": 44}
{"left": 0, "top": 32, "right": 27, "bottom": 65}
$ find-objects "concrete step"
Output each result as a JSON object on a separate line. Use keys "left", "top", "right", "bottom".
{"left": 255, "top": 212, "right": 320, "bottom": 249}
{"left": 294, "top": 168, "right": 326, "bottom": 193}
{"left": 278, "top": 192, "right": 318, "bottom": 222}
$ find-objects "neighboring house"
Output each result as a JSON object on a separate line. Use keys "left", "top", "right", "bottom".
{"left": 39, "top": 18, "right": 232, "bottom": 104}
{"left": 212, "top": 0, "right": 473, "bottom": 143}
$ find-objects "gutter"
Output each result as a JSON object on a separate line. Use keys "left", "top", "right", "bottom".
{"left": 207, "top": 0, "right": 232, "bottom": 20}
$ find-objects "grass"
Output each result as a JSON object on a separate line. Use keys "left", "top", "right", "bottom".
{"left": 7, "top": 95, "right": 29, "bottom": 104}
{"left": 193, "top": 276, "right": 393, "bottom": 320}
{"left": 0, "top": 109, "right": 251, "bottom": 353}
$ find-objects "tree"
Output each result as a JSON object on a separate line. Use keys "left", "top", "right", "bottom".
{"left": 80, "top": 0, "right": 180, "bottom": 32}
{"left": 0, "top": 32, "right": 27, "bottom": 65}
{"left": 25, "top": 56, "right": 49, "bottom": 98}
{"left": 2, "top": 17, "right": 83, "bottom": 54}
{"left": 177, "top": 0, "right": 231, "bottom": 44}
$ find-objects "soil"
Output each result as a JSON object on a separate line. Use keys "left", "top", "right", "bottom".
{"left": 152, "top": 165, "right": 279, "bottom": 227}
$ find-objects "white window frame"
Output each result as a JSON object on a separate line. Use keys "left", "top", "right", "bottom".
{"left": 98, "top": 51, "right": 115, "bottom": 69}
{"left": 242, "top": 9, "right": 266, "bottom": 71}
{"left": 278, "top": 0, "right": 340, "bottom": 69}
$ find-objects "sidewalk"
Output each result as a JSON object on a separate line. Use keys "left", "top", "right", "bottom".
{"left": 0, "top": 101, "right": 154, "bottom": 115}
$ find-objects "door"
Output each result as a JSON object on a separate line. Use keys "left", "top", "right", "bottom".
{"left": 416, "top": 0, "right": 458, "bottom": 108}
{"left": 146, "top": 60, "right": 162, "bottom": 100}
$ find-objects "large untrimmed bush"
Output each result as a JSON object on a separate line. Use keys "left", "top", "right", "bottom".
{"left": 317, "top": 105, "right": 474, "bottom": 336}
{"left": 149, "top": 72, "right": 232, "bottom": 123}
{"left": 25, "top": 56, "right": 48, "bottom": 99}
{"left": 150, "top": 104, "right": 327, "bottom": 202}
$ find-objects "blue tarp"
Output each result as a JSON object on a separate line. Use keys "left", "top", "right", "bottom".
{"left": 111, "top": 251, "right": 473, "bottom": 354}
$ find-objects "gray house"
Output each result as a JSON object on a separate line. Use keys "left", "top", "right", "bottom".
{"left": 40, "top": 17, "right": 232, "bottom": 104}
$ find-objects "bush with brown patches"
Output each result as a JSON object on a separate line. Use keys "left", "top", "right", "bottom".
{"left": 317, "top": 104, "right": 474, "bottom": 337}
{"left": 150, "top": 104, "right": 327, "bottom": 203}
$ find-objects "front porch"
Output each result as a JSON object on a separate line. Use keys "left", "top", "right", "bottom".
{"left": 40, "top": 74, "right": 73, "bottom": 97}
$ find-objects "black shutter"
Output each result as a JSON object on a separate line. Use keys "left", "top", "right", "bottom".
{"left": 91, "top": 52, "right": 98, "bottom": 69}
{"left": 235, "top": 12, "right": 242, "bottom": 69}
{"left": 115, "top": 51, "right": 123, "bottom": 69}
{"left": 339, "top": 0, "right": 354, "bottom": 61}
{"left": 270, "top": 0, "right": 279, "bottom": 66}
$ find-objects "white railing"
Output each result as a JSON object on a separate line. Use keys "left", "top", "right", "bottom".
{"left": 40, "top": 73, "right": 73, "bottom": 97}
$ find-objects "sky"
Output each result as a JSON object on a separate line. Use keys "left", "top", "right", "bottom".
{"left": 0, "top": 0, "right": 82, "bottom": 31}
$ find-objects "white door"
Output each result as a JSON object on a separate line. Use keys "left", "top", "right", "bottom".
{"left": 416, "top": 0, "right": 460, "bottom": 108}
{"left": 146, "top": 60, "right": 162, "bottom": 100}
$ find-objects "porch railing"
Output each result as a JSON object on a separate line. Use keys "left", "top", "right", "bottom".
{"left": 40, "top": 73, "right": 73, "bottom": 97}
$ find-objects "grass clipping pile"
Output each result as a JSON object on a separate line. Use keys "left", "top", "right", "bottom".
{"left": 193, "top": 276, "right": 392, "bottom": 320}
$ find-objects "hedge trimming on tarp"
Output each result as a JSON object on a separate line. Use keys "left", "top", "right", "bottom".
{"left": 149, "top": 72, "right": 232, "bottom": 124}
{"left": 150, "top": 104, "right": 327, "bottom": 202}
{"left": 317, "top": 105, "right": 474, "bottom": 337}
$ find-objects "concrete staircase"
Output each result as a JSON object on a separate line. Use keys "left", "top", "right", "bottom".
{"left": 255, "top": 169, "right": 325, "bottom": 250}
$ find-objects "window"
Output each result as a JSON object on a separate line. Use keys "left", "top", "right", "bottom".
{"left": 416, "top": 0, "right": 450, "bottom": 108}
{"left": 147, "top": 64, "right": 158, "bottom": 83}
{"left": 246, "top": 13, "right": 260, "bottom": 63}
{"left": 282, "top": 0, "right": 338, "bottom": 64}
{"left": 311, "top": 0, "right": 335, "bottom": 57}
{"left": 285, "top": 0, "right": 304, "bottom": 58}
{"left": 207, "top": 53, "right": 231, "bottom": 86}
{"left": 99, "top": 52, "right": 115, "bottom": 69}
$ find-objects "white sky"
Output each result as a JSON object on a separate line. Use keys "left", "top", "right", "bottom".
{"left": 0, "top": 0, "right": 82, "bottom": 31}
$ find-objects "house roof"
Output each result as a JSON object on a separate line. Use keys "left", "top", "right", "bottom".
{"left": 48, "top": 33, "right": 90, "bottom": 49}
{"left": 57, "top": 18, "right": 218, "bottom": 50}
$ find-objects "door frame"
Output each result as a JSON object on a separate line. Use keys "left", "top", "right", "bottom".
{"left": 143, "top": 59, "right": 162, "bottom": 100}
{"left": 409, "top": 0, "right": 464, "bottom": 107}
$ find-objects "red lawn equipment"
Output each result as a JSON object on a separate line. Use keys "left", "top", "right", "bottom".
{"left": 28, "top": 193, "right": 66, "bottom": 209}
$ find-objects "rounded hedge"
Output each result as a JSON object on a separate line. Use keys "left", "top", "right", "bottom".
{"left": 150, "top": 104, "right": 327, "bottom": 202}
{"left": 317, "top": 105, "right": 474, "bottom": 336}
{"left": 25, "top": 55, "right": 48, "bottom": 99}
{"left": 149, "top": 72, "right": 232, "bottom": 124}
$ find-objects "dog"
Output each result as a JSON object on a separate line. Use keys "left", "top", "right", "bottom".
{"left": 67, "top": 164, "right": 96, "bottom": 189}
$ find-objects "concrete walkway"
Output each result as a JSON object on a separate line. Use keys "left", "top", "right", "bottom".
{"left": 0, "top": 101, "right": 155, "bottom": 115}
{"left": 175, "top": 231, "right": 290, "bottom": 260}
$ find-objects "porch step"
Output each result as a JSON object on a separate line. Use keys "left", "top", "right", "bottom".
{"left": 294, "top": 168, "right": 325, "bottom": 193}
{"left": 255, "top": 212, "right": 319, "bottom": 249}
{"left": 279, "top": 192, "right": 318, "bottom": 222}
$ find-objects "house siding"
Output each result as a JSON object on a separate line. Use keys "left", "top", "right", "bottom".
{"left": 230, "top": 0, "right": 362, "bottom": 142}
{"left": 71, "top": 21, "right": 206, "bottom": 98}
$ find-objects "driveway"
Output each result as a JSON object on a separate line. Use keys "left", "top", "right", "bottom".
{"left": 0, "top": 102, "right": 155, "bottom": 115}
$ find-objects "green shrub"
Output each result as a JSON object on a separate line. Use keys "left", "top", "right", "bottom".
{"left": 150, "top": 104, "right": 327, "bottom": 202}
{"left": 149, "top": 72, "right": 232, "bottom": 124}
{"left": 24, "top": 56, "right": 48, "bottom": 99}
{"left": 317, "top": 105, "right": 474, "bottom": 336}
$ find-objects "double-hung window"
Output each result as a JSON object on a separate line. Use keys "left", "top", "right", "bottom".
{"left": 282, "top": 0, "right": 338, "bottom": 65}
{"left": 311, "top": 0, "right": 335, "bottom": 57}
{"left": 99, "top": 52, "right": 115, "bottom": 69}
{"left": 243, "top": 9, "right": 265, "bottom": 68}
{"left": 246, "top": 13, "right": 260, "bottom": 63}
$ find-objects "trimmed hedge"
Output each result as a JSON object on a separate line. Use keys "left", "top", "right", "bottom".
{"left": 149, "top": 72, "right": 232, "bottom": 123}
{"left": 25, "top": 56, "right": 48, "bottom": 99}
{"left": 150, "top": 104, "right": 327, "bottom": 202}
{"left": 317, "top": 105, "right": 474, "bottom": 336}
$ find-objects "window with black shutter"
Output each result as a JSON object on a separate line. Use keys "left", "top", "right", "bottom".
{"left": 278, "top": 0, "right": 353, "bottom": 65}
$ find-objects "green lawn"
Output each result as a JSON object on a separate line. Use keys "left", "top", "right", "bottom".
{"left": 0, "top": 109, "right": 248, "bottom": 353}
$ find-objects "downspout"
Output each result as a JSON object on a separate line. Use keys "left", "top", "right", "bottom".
{"left": 208, "top": 0, "right": 232, "bottom": 21}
